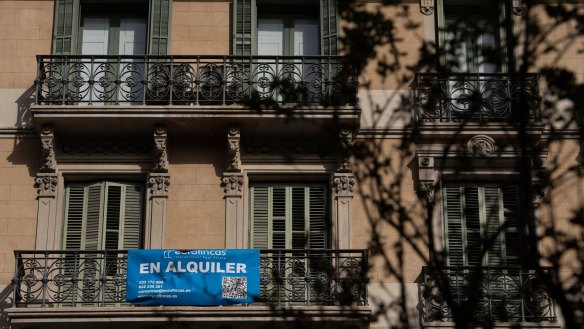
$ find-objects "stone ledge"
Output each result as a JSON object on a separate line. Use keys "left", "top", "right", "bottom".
{"left": 422, "top": 321, "right": 561, "bottom": 329}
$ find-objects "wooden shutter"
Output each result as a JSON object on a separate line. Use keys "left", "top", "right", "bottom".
{"left": 232, "top": 0, "right": 256, "bottom": 55}
{"left": 63, "top": 181, "right": 143, "bottom": 250}
{"left": 148, "top": 0, "right": 172, "bottom": 55}
{"left": 320, "top": 0, "right": 339, "bottom": 55}
{"left": 443, "top": 184, "right": 520, "bottom": 267}
{"left": 250, "top": 184, "right": 328, "bottom": 249}
{"left": 52, "top": 0, "right": 80, "bottom": 54}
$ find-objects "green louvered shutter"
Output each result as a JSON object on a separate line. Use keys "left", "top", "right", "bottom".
{"left": 232, "top": 0, "right": 256, "bottom": 55}
{"left": 320, "top": 0, "right": 339, "bottom": 55}
{"left": 443, "top": 184, "right": 520, "bottom": 267}
{"left": 63, "top": 182, "right": 143, "bottom": 250}
{"left": 148, "top": 0, "right": 172, "bottom": 55}
{"left": 52, "top": 0, "right": 79, "bottom": 54}
{"left": 250, "top": 184, "right": 328, "bottom": 249}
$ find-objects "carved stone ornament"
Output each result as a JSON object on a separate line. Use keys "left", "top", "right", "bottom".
{"left": 152, "top": 126, "right": 168, "bottom": 173}
{"left": 148, "top": 174, "right": 170, "bottom": 197}
{"left": 40, "top": 125, "right": 56, "bottom": 173}
{"left": 419, "top": 0, "right": 434, "bottom": 16}
{"left": 467, "top": 135, "right": 496, "bottom": 157}
{"left": 332, "top": 174, "right": 356, "bottom": 196}
{"left": 512, "top": 0, "right": 527, "bottom": 16}
{"left": 337, "top": 128, "right": 354, "bottom": 173}
{"left": 226, "top": 127, "right": 241, "bottom": 172}
{"left": 35, "top": 174, "right": 58, "bottom": 197}
{"left": 222, "top": 174, "right": 244, "bottom": 196}
{"left": 418, "top": 182, "right": 435, "bottom": 203}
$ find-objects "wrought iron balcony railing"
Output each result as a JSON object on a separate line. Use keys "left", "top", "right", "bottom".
{"left": 413, "top": 73, "right": 541, "bottom": 123}
{"left": 422, "top": 266, "right": 556, "bottom": 324}
{"left": 12, "top": 249, "right": 368, "bottom": 307}
{"left": 35, "top": 55, "right": 358, "bottom": 106}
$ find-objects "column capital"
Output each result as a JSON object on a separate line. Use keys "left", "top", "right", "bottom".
{"left": 332, "top": 172, "right": 355, "bottom": 197}
{"left": 222, "top": 173, "right": 245, "bottom": 197}
{"left": 35, "top": 173, "right": 58, "bottom": 198}
{"left": 148, "top": 173, "right": 170, "bottom": 197}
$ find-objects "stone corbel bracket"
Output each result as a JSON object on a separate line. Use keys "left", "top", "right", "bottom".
{"left": 337, "top": 128, "right": 354, "bottom": 173}
{"left": 40, "top": 125, "right": 56, "bottom": 173}
{"left": 416, "top": 155, "right": 437, "bottom": 204}
{"left": 226, "top": 126, "right": 241, "bottom": 172}
{"left": 512, "top": 0, "right": 527, "bottom": 16}
{"left": 152, "top": 126, "right": 168, "bottom": 173}
{"left": 419, "top": 0, "right": 434, "bottom": 16}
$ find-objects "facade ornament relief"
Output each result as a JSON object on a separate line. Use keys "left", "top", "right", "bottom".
{"left": 148, "top": 174, "right": 170, "bottom": 197}
{"left": 337, "top": 128, "right": 354, "bottom": 173}
{"left": 222, "top": 173, "right": 244, "bottom": 196}
{"left": 467, "top": 135, "right": 496, "bottom": 157}
{"left": 226, "top": 127, "right": 241, "bottom": 172}
{"left": 419, "top": 0, "right": 434, "bottom": 16}
{"left": 512, "top": 0, "right": 527, "bottom": 16}
{"left": 332, "top": 174, "right": 356, "bottom": 196}
{"left": 418, "top": 182, "right": 436, "bottom": 204}
{"left": 35, "top": 174, "right": 58, "bottom": 197}
{"left": 40, "top": 125, "right": 56, "bottom": 173}
{"left": 152, "top": 126, "right": 168, "bottom": 172}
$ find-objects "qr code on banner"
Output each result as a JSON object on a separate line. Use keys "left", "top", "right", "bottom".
{"left": 222, "top": 276, "right": 248, "bottom": 299}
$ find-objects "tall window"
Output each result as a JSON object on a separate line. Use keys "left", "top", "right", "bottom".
{"left": 232, "top": 0, "right": 339, "bottom": 56}
{"left": 249, "top": 184, "right": 328, "bottom": 249}
{"left": 442, "top": 183, "right": 520, "bottom": 267}
{"left": 63, "top": 181, "right": 144, "bottom": 250}
{"left": 438, "top": 0, "right": 506, "bottom": 73}
{"left": 52, "top": 0, "right": 171, "bottom": 55}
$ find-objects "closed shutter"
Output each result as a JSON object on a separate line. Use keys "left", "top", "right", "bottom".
{"left": 148, "top": 0, "right": 172, "bottom": 55}
{"left": 443, "top": 184, "right": 520, "bottom": 267}
{"left": 232, "top": 0, "right": 256, "bottom": 55}
{"left": 320, "top": 0, "right": 339, "bottom": 55}
{"left": 63, "top": 181, "right": 143, "bottom": 250}
{"left": 250, "top": 184, "right": 328, "bottom": 249}
{"left": 52, "top": 0, "right": 80, "bottom": 54}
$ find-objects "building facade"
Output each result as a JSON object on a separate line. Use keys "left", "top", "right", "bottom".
{"left": 0, "top": 0, "right": 582, "bottom": 328}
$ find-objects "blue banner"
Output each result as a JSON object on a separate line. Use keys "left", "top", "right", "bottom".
{"left": 126, "top": 249, "right": 260, "bottom": 306}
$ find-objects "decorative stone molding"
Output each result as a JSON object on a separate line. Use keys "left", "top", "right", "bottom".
{"left": 148, "top": 174, "right": 170, "bottom": 197}
{"left": 467, "top": 135, "right": 496, "bottom": 157}
{"left": 419, "top": 0, "right": 434, "bottom": 16}
{"left": 418, "top": 182, "right": 436, "bottom": 204}
{"left": 512, "top": 0, "right": 527, "bottom": 16}
{"left": 226, "top": 127, "right": 241, "bottom": 172}
{"left": 40, "top": 125, "right": 56, "bottom": 173}
{"left": 332, "top": 173, "right": 355, "bottom": 196}
{"left": 222, "top": 173, "right": 244, "bottom": 197}
{"left": 35, "top": 173, "right": 58, "bottom": 197}
{"left": 152, "top": 126, "right": 168, "bottom": 173}
{"left": 337, "top": 128, "right": 354, "bottom": 173}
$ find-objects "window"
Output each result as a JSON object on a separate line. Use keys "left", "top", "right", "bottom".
{"left": 442, "top": 183, "right": 520, "bottom": 267}
{"left": 52, "top": 0, "right": 171, "bottom": 55}
{"left": 438, "top": 0, "right": 506, "bottom": 72}
{"left": 232, "top": 0, "right": 339, "bottom": 56}
{"left": 249, "top": 184, "right": 328, "bottom": 249}
{"left": 63, "top": 181, "right": 144, "bottom": 250}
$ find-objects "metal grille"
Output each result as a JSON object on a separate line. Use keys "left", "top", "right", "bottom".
{"left": 35, "top": 55, "right": 358, "bottom": 106}
{"left": 12, "top": 249, "right": 368, "bottom": 307}
{"left": 413, "top": 73, "right": 541, "bottom": 123}
{"left": 422, "top": 266, "right": 556, "bottom": 323}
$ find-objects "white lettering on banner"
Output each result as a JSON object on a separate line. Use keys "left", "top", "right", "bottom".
{"left": 140, "top": 261, "right": 248, "bottom": 274}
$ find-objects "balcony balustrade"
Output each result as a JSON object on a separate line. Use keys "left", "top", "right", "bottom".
{"left": 422, "top": 266, "right": 556, "bottom": 324}
{"left": 413, "top": 73, "right": 541, "bottom": 123}
{"left": 35, "top": 55, "right": 358, "bottom": 107}
{"left": 12, "top": 249, "right": 368, "bottom": 307}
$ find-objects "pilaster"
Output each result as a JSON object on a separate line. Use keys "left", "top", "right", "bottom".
{"left": 331, "top": 172, "right": 355, "bottom": 249}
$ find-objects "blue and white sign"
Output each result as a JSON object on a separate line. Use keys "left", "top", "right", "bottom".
{"left": 126, "top": 249, "right": 260, "bottom": 306}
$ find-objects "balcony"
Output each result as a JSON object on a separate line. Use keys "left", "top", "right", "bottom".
{"left": 422, "top": 266, "right": 557, "bottom": 326}
{"left": 11, "top": 249, "right": 368, "bottom": 307}
{"left": 413, "top": 73, "right": 541, "bottom": 124}
{"left": 32, "top": 55, "right": 360, "bottom": 136}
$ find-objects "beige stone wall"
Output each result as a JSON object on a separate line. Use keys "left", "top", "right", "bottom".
{"left": 0, "top": 136, "right": 39, "bottom": 284}
{"left": 0, "top": 0, "right": 53, "bottom": 89}
{"left": 171, "top": 0, "right": 231, "bottom": 55}
{"left": 165, "top": 139, "right": 226, "bottom": 249}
